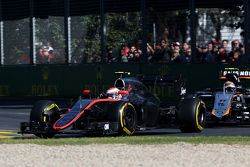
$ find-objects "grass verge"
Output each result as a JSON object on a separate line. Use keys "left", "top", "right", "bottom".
{"left": 1, "top": 136, "right": 250, "bottom": 145}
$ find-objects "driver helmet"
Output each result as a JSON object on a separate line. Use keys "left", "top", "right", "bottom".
{"left": 114, "top": 78, "right": 125, "bottom": 90}
{"left": 106, "top": 87, "right": 120, "bottom": 99}
{"left": 224, "top": 81, "right": 236, "bottom": 92}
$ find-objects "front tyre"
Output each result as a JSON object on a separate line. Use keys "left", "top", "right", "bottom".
{"left": 30, "top": 100, "right": 60, "bottom": 138}
{"left": 178, "top": 98, "right": 206, "bottom": 133}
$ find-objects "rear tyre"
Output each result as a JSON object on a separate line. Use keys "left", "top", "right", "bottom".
{"left": 30, "top": 100, "right": 60, "bottom": 138}
{"left": 178, "top": 98, "right": 206, "bottom": 133}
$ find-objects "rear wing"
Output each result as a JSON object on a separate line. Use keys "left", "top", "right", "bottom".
{"left": 115, "top": 71, "right": 131, "bottom": 78}
{"left": 219, "top": 68, "right": 250, "bottom": 80}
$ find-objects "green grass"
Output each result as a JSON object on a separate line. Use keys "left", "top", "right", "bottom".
{"left": 1, "top": 136, "right": 250, "bottom": 145}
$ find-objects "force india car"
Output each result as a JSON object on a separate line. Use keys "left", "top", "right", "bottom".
{"left": 194, "top": 68, "right": 250, "bottom": 125}
{"left": 20, "top": 72, "right": 206, "bottom": 138}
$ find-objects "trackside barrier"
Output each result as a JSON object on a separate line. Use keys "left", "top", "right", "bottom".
{"left": 0, "top": 64, "right": 249, "bottom": 101}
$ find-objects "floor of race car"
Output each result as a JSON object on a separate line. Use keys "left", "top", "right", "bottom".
{"left": 2, "top": 105, "right": 250, "bottom": 138}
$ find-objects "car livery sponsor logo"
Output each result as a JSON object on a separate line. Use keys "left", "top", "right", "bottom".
{"left": 221, "top": 69, "right": 250, "bottom": 79}
{"left": 180, "top": 87, "right": 186, "bottom": 96}
{"left": 223, "top": 70, "right": 250, "bottom": 76}
{"left": 45, "top": 103, "right": 59, "bottom": 111}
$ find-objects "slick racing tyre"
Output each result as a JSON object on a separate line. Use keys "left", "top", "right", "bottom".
{"left": 117, "top": 102, "right": 137, "bottom": 135}
{"left": 106, "top": 102, "right": 137, "bottom": 135}
{"left": 178, "top": 97, "right": 206, "bottom": 133}
{"left": 100, "top": 102, "right": 137, "bottom": 136}
{"left": 30, "top": 100, "right": 61, "bottom": 138}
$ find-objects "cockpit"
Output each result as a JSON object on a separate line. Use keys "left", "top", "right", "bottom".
{"left": 223, "top": 73, "right": 242, "bottom": 92}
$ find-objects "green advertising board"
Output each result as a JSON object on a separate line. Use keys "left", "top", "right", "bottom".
{"left": 0, "top": 64, "right": 249, "bottom": 99}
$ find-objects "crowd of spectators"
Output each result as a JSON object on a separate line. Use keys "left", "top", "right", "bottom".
{"left": 195, "top": 39, "right": 245, "bottom": 64}
{"left": 12, "top": 39, "right": 246, "bottom": 64}
{"left": 112, "top": 38, "right": 245, "bottom": 64}
{"left": 39, "top": 38, "right": 246, "bottom": 64}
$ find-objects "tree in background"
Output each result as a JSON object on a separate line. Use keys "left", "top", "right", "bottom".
{"left": 70, "top": 13, "right": 141, "bottom": 63}
{"left": 197, "top": 6, "right": 243, "bottom": 43}
{"left": 3, "top": 19, "right": 30, "bottom": 64}
{"left": 147, "top": 9, "right": 188, "bottom": 44}
{"left": 71, "top": 15, "right": 101, "bottom": 63}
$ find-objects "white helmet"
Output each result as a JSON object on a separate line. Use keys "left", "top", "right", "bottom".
{"left": 114, "top": 78, "right": 125, "bottom": 90}
{"left": 224, "top": 81, "right": 235, "bottom": 92}
{"left": 106, "top": 87, "right": 120, "bottom": 99}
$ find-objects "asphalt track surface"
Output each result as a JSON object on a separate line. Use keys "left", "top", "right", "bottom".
{"left": 1, "top": 104, "right": 250, "bottom": 138}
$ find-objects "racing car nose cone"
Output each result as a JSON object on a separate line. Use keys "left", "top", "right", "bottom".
{"left": 213, "top": 92, "right": 234, "bottom": 118}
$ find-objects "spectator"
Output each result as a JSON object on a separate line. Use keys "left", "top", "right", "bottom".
{"left": 161, "top": 28, "right": 169, "bottom": 43}
{"left": 127, "top": 45, "right": 142, "bottom": 62}
{"left": 133, "top": 49, "right": 141, "bottom": 62}
{"left": 127, "top": 46, "right": 135, "bottom": 61}
{"left": 48, "top": 49, "right": 55, "bottom": 63}
{"left": 229, "top": 39, "right": 244, "bottom": 61}
{"left": 218, "top": 49, "right": 228, "bottom": 63}
{"left": 121, "top": 54, "right": 128, "bottom": 62}
{"left": 217, "top": 50, "right": 229, "bottom": 63}
{"left": 170, "top": 42, "right": 182, "bottom": 63}
{"left": 37, "top": 45, "right": 56, "bottom": 64}
{"left": 199, "top": 44, "right": 208, "bottom": 63}
{"left": 211, "top": 39, "right": 220, "bottom": 47}
{"left": 218, "top": 39, "right": 229, "bottom": 63}
{"left": 121, "top": 44, "right": 129, "bottom": 57}
{"left": 106, "top": 48, "right": 116, "bottom": 63}
{"left": 147, "top": 43, "right": 155, "bottom": 62}
{"left": 221, "top": 39, "right": 229, "bottom": 53}
{"left": 204, "top": 43, "right": 216, "bottom": 63}
{"left": 47, "top": 43, "right": 56, "bottom": 63}
{"left": 180, "top": 42, "right": 189, "bottom": 56}
{"left": 229, "top": 49, "right": 241, "bottom": 64}
{"left": 231, "top": 39, "right": 241, "bottom": 51}
{"left": 182, "top": 48, "right": 192, "bottom": 63}
{"left": 152, "top": 39, "right": 171, "bottom": 63}
{"left": 37, "top": 46, "right": 49, "bottom": 63}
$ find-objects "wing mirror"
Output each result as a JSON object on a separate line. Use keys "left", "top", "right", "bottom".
{"left": 83, "top": 89, "right": 91, "bottom": 95}
{"left": 83, "top": 89, "right": 91, "bottom": 98}
{"left": 118, "top": 90, "right": 129, "bottom": 95}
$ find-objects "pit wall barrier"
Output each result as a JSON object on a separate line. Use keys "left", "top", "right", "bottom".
{"left": 0, "top": 63, "right": 248, "bottom": 99}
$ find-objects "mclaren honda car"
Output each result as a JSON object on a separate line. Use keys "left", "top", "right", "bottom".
{"left": 194, "top": 68, "right": 250, "bottom": 125}
{"left": 20, "top": 72, "right": 205, "bottom": 138}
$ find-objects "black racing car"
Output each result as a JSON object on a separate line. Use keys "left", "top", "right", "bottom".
{"left": 193, "top": 68, "right": 250, "bottom": 126}
{"left": 20, "top": 72, "right": 205, "bottom": 138}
